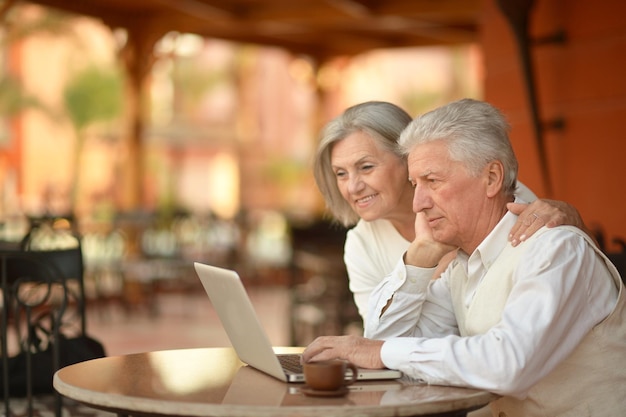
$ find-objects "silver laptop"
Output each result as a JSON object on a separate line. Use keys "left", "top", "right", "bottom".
{"left": 194, "top": 262, "right": 402, "bottom": 383}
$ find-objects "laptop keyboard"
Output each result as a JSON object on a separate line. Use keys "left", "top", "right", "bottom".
{"left": 278, "top": 354, "right": 303, "bottom": 374}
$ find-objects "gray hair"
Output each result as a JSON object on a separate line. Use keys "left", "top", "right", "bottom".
{"left": 313, "top": 101, "right": 412, "bottom": 226}
{"left": 398, "top": 98, "right": 518, "bottom": 197}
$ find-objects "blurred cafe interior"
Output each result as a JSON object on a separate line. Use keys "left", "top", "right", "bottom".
{"left": 0, "top": 0, "right": 625, "bottom": 360}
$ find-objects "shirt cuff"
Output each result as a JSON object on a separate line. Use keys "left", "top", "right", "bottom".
{"left": 381, "top": 337, "right": 418, "bottom": 370}
{"left": 403, "top": 263, "right": 433, "bottom": 291}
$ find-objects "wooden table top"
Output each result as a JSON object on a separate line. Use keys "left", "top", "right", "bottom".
{"left": 54, "top": 347, "right": 498, "bottom": 417}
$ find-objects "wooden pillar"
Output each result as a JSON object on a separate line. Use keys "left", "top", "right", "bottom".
{"left": 118, "top": 25, "right": 162, "bottom": 211}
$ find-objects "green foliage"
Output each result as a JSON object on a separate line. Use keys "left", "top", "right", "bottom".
{"left": 2, "top": 9, "right": 78, "bottom": 44}
{"left": 262, "top": 157, "right": 307, "bottom": 186}
{"left": 0, "top": 7, "right": 76, "bottom": 120}
{"left": 63, "top": 65, "right": 123, "bottom": 131}
{"left": 401, "top": 91, "right": 442, "bottom": 116}
{"left": 0, "top": 76, "right": 44, "bottom": 116}
{"left": 172, "top": 57, "right": 226, "bottom": 107}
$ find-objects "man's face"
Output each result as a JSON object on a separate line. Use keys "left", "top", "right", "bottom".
{"left": 407, "top": 140, "right": 489, "bottom": 250}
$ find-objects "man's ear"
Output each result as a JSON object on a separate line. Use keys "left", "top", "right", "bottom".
{"left": 485, "top": 161, "right": 504, "bottom": 198}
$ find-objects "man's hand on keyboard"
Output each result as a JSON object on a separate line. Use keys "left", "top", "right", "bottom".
{"left": 301, "top": 335, "right": 385, "bottom": 369}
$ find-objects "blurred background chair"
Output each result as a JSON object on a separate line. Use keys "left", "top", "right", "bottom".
{"left": 288, "top": 219, "right": 361, "bottom": 346}
{"left": 19, "top": 216, "right": 86, "bottom": 335}
{"left": 82, "top": 228, "right": 128, "bottom": 319}
{"left": 592, "top": 226, "right": 626, "bottom": 284}
{"left": 606, "top": 239, "right": 626, "bottom": 284}
{"left": 1, "top": 250, "right": 70, "bottom": 417}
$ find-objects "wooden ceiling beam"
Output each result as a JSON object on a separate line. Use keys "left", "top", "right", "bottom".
{"left": 21, "top": 0, "right": 481, "bottom": 58}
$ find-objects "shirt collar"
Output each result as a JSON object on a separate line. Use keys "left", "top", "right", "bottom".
{"left": 466, "top": 200, "right": 520, "bottom": 277}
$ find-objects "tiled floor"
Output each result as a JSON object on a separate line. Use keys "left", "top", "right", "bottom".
{"left": 85, "top": 285, "right": 292, "bottom": 357}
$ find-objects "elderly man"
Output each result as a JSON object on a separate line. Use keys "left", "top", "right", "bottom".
{"left": 302, "top": 99, "right": 625, "bottom": 416}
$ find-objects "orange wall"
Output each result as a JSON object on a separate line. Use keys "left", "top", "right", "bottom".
{"left": 482, "top": 0, "right": 626, "bottom": 251}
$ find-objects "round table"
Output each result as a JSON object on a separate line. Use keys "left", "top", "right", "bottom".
{"left": 54, "top": 347, "right": 498, "bottom": 417}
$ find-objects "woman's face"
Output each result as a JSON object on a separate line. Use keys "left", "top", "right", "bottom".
{"left": 330, "top": 131, "right": 413, "bottom": 222}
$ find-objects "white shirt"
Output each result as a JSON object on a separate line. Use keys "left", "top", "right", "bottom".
{"left": 365, "top": 210, "right": 618, "bottom": 398}
{"left": 345, "top": 182, "right": 538, "bottom": 324}
{"left": 344, "top": 219, "right": 409, "bottom": 320}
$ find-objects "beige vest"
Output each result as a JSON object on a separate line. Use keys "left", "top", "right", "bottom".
{"left": 450, "top": 226, "right": 626, "bottom": 417}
